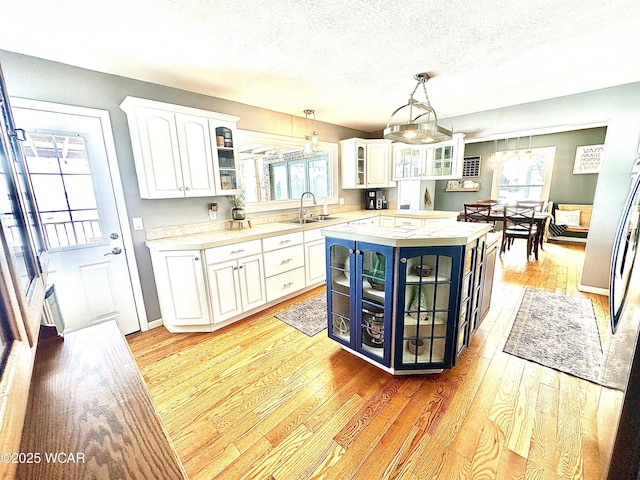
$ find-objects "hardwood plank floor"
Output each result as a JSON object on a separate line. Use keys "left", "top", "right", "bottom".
{"left": 127, "top": 242, "right": 621, "bottom": 479}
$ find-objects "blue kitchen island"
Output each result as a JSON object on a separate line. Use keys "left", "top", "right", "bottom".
{"left": 321, "top": 221, "right": 495, "bottom": 374}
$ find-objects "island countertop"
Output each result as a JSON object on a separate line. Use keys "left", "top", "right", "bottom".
{"left": 321, "top": 221, "right": 491, "bottom": 247}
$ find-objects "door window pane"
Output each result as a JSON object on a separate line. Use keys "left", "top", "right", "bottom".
{"left": 23, "top": 132, "right": 103, "bottom": 249}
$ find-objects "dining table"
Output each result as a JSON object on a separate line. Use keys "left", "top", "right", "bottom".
{"left": 460, "top": 207, "right": 552, "bottom": 260}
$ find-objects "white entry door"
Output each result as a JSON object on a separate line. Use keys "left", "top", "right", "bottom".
{"left": 12, "top": 103, "right": 141, "bottom": 335}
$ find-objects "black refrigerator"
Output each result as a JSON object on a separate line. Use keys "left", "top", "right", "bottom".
{"left": 607, "top": 163, "right": 640, "bottom": 479}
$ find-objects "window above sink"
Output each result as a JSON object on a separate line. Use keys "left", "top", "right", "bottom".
{"left": 237, "top": 130, "right": 339, "bottom": 214}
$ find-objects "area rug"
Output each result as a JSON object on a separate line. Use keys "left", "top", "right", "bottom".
{"left": 599, "top": 305, "right": 640, "bottom": 391}
{"left": 503, "top": 288, "right": 603, "bottom": 384}
{"left": 275, "top": 294, "right": 327, "bottom": 337}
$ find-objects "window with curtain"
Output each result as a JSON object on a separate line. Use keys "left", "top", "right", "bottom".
{"left": 491, "top": 146, "right": 556, "bottom": 205}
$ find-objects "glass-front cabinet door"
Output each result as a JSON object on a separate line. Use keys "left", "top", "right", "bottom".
{"left": 211, "top": 123, "right": 241, "bottom": 194}
{"left": 326, "top": 238, "right": 394, "bottom": 367}
{"left": 327, "top": 238, "right": 352, "bottom": 346}
{"left": 393, "top": 144, "right": 424, "bottom": 180}
{"left": 395, "top": 246, "right": 462, "bottom": 370}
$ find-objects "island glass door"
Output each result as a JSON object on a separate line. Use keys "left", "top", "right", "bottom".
{"left": 326, "top": 238, "right": 393, "bottom": 367}
{"left": 327, "top": 238, "right": 353, "bottom": 347}
{"left": 395, "top": 246, "right": 462, "bottom": 370}
{"left": 355, "top": 242, "right": 393, "bottom": 366}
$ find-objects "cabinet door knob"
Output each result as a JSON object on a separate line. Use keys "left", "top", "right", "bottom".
{"left": 185, "top": 186, "right": 191, "bottom": 191}
{"left": 194, "top": 256, "right": 200, "bottom": 261}
{"left": 355, "top": 249, "right": 361, "bottom": 255}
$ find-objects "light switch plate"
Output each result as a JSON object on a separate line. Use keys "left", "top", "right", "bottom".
{"left": 132, "top": 217, "right": 144, "bottom": 231}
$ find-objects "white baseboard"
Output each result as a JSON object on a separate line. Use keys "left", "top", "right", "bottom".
{"left": 549, "top": 236, "right": 587, "bottom": 243}
{"left": 578, "top": 283, "right": 609, "bottom": 296}
{"left": 147, "top": 318, "right": 164, "bottom": 330}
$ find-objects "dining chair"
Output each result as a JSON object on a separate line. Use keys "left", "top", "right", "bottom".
{"left": 516, "top": 199, "right": 544, "bottom": 211}
{"left": 500, "top": 205, "right": 538, "bottom": 260}
{"left": 542, "top": 200, "right": 554, "bottom": 243}
{"left": 463, "top": 203, "right": 494, "bottom": 230}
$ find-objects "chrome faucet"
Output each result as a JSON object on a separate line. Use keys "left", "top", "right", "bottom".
{"left": 299, "top": 191, "right": 317, "bottom": 222}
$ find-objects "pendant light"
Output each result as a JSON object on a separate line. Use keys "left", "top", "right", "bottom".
{"left": 383, "top": 72, "right": 453, "bottom": 144}
{"left": 303, "top": 109, "right": 319, "bottom": 155}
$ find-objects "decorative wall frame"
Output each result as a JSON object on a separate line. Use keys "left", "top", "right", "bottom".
{"left": 573, "top": 144, "right": 604, "bottom": 174}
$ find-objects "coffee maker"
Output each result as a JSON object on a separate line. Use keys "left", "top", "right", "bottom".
{"left": 365, "top": 189, "right": 387, "bottom": 210}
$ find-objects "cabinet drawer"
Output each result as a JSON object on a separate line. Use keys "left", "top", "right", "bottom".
{"left": 262, "top": 231, "right": 304, "bottom": 252}
{"left": 395, "top": 217, "right": 423, "bottom": 227}
{"left": 348, "top": 217, "right": 377, "bottom": 225}
{"left": 205, "top": 239, "right": 262, "bottom": 264}
{"left": 263, "top": 244, "right": 304, "bottom": 277}
{"left": 265, "top": 267, "right": 306, "bottom": 303}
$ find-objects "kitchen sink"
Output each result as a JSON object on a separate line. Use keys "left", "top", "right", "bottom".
{"left": 287, "top": 218, "right": 319, "bottom": 224}
{"left": 286, "top": 216, "right": 341, "bottom": 224}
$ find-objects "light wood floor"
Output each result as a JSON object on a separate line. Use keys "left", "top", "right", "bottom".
{"left": 127, "top": 241, "right": 621, "bottom": 479}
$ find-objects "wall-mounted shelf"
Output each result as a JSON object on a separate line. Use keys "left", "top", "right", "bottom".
{"left": 446, "top": 187, "right": 480, "bottom": 192}
{"left": 446, "top": 180, "right": 480, "bottom": 192}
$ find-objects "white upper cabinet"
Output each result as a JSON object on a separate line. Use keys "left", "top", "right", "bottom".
{"left": 393, "top": 143, "right": 428, "bottom": 180}
{"left": 175, "top": 113, "right": 216, "bottom": 197}
{"left": 340, "top": 138, "right": 392, "bottom": 189}
{"left": 120, "top": 97, "right": 241, "bottom": 199}
{"left": 392, "top": 133, "right": 466, "bottom": 181}
{"left": 423, "top": 133, "right": 466, "bottom": 179}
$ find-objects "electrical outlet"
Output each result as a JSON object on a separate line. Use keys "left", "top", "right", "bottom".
{"left": 209, "top": 210, "right": 217, "bottom": 220}
{"left": 339, "top": 197, "right": 345, "bottom": 205}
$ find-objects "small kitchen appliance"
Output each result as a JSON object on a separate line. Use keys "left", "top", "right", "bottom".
{"left": 365, "top": 189, "right": 387, "bottom": 210}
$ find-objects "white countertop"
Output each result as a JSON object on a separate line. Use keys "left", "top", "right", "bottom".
{"left": 145, "top": 209, "right": 461, "bottom": 251}
{"left": 320, "top": 221, "right": 491, "bottom": 247}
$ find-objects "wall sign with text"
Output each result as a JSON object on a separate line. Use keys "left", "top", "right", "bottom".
{"left": 573, "top": 144, "right": 604, "bottom": 174}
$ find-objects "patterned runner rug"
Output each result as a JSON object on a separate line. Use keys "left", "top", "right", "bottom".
{"left": 503, "top": 288, "right": 604, "bottom": 384}
{"left": 275, "top": 295, "right": 327, "bottom": 337}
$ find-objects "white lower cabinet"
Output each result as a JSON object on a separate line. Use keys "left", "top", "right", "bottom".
{"left": 304, "top": 228, "right": 326, "bottom": 286}
{"left": 207, "top": 253, "right": 265, "bottom": 323}
{"left": 150, "top": 250, "right": 211, "bottom": 329}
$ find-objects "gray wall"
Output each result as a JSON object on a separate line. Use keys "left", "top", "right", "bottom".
{"left": 446, "top": 87, "right": 640, "bottom": 291}
{"left": 0, "top": 50, "right": 366, "bottom": 323}
{"left": 434, "top": 127, "right": 606, "bottom": 210}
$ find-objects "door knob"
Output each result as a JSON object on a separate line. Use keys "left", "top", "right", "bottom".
{"left": 104, "top": 247, "right": 122, "bottom": 256}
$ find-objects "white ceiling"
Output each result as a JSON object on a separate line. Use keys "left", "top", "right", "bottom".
{"left": 2, "top": 0, "right": 640, "bottom": 132}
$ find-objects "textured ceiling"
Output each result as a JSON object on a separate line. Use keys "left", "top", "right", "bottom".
{"left": 1, "top": 0, "right": 640, "bottom": 132}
